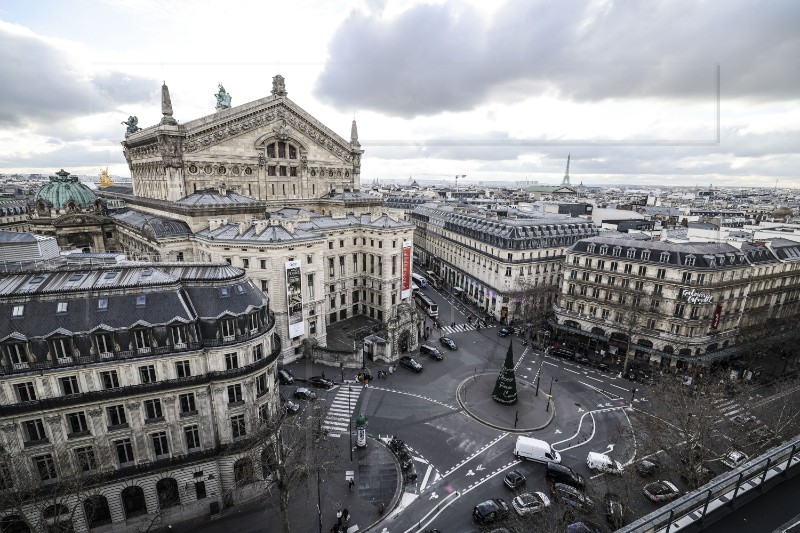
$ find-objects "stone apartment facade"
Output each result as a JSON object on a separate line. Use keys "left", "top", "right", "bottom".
{"left": 553, "top": 235, "right": 800, "bottom": 370}
{"left": 0, "top": 263, "right": 280, "bottom": 532}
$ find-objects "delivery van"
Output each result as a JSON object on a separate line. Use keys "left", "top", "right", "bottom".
{"left": 514, "top": 436, "right": 561, "bottom": 464}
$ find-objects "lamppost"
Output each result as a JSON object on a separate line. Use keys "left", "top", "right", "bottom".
{"left": 546, "top": 376, "right": 558, "bottom": 412}
{"left": 535, "top": 346, "right": 549, "bottom": 396}
{"left": 630, "top": 387, "right": 638, "bottom": 406}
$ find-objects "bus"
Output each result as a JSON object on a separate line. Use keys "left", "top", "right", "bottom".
{"left": 425, "top": 271, "right": 442, "bottom": 289}
{"left": 411, "top": 282, "right": 420, "bottom": 295}
{"left": 414, "top": 292, "right": 439, "bottom": 317}
{"left": 411, "top": 273, "right": 428, "bottom": 288}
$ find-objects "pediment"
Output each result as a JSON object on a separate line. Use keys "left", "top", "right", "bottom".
{"left": 183, "top": 100, "right": 359, "bottom": 164}
{"left": 53, "top": 213, "right": 104, "bottom": 227}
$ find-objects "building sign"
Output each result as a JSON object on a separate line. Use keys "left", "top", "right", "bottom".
{"left": 401, "top": 240, "right": 412, "bottom": 299}
{"left": 681, "top": 288, "right": 713, "bottom": 304}
{"left": 285, "top": 260, "right": 304, "bottom": 338}
{"left": 711, "top": 304, "right": 723, "bottom": 329}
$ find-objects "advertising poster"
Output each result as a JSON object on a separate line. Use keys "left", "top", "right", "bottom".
{"left": 711, "top": 304, "right": 723, "bottom": 329}
{"left": 401, "top": 241, "right": 412, "bottom": 299}
{"left": 285, "top": 260, "right": 305, "bottom": 338}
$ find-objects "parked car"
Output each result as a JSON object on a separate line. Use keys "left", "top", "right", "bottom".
{"left": 546, "top": 462, "right": 585, "bottom": 489}
{"left": 511, "top": 491, "right": 550, "bottom": 516}
{"left": 731, "top": 414, "right": 758, "bottom": 428}
{"left": 567, "top": 521, "right": 605, "bottom": 533}
{"left": 587, "top": 452, "right": 623, "bottom": 475}
{"left": 604, "top": 492, "right": 625, "bottom": 529}
{"left": 420, "top": 344, "right": 444, "bottom": 360}
{"left": 636, "top": 458, "right": 660, "bottom": 478}
{"left": 307, "top": 376, "right": 334, "bottom": 389}
{"left": 293, "top": 387, "right": 317, "bottom": 400}
{"left": 552, "top": 348, "right": 576, "bottom": 360}
{"left": 280, "top": 394, "right": 300, "bottom": 414}
{"left": 721, "top": 450, "right": 749, "bottom": 469}
{"left": 399, "top": 355, "right": 423, "bottom": 373}
{"left": 498, "top": 326, "right": 513, "bottom": 337}
{"left": 503, "top": 469, "right": 526, "bottom": 490}
{"left": 277, "top": 368, "right": 295, "bottom": 385}
{"left": 439, "top": 337, "right": 458, "bottom": 350}
{"left": 595, "top": 363, "right": 610, "bottom": 372}
{"left": 551, "top": 483, "right": 595, "bottom": 513}
{"left": 576, "top": 357, "right": 592, "bottom": 366}
{"left": 643, "top": 480, "right": 680, "bottom": 503}
{"left": 472, "top": 498, "right": 510, "bottom": 524}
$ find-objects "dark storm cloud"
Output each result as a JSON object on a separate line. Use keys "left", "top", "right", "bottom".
{"left": 316, "top": 0, "right": 800, "bottom": 117}
{"left": 0, "top": 25, "right": 155, "bottom": 128}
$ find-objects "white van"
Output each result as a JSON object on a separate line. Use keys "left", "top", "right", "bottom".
{"left": 586, "top": 452, "right": 623, "bottom": 474}
{"left": 514, "top": 436, "right": 561, "bottom": 464}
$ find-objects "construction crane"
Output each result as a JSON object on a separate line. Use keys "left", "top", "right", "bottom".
{"left": 414, "top": 174, "right": 467, "bottom": 188}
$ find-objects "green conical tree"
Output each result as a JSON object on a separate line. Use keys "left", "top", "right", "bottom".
{"left": 492, "top": 340, "right": 518, "bottom": 405}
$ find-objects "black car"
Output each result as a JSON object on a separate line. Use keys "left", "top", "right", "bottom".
{"left": 552, "top": 348, "right": 576, "bottom": 360}
{"left": 604, "top": 492, "right": 624, "bottom": 528}
{"left": 636, "top": 459, "right": 660, "bottom": 477}
{"left": 595, "top": 363, "right": 610, "bottom": 372}
{"left": 277, "top": 368, "right": 295, "bottom": 385}
{"left": 420, "top": 344, "right": 444, "bottom": 360}
{"left": 576, "top": 357, "right": 592, "bottom": 366}
{"left": 498, "top": 326, "right": 513, "bottom": 337}
{"left": 551, "top": 483, "right": 594, "bottom": 513}
{"left": 399, "top": 355, "right": 423, "bottom": 373}
{"left": 307, "top": 376, "right": 334, "bottom": 389}
{"left": 546, "top": 462, "right": 585, "bottom": 489}
{"left": 472, "top": 498, "right": 510, "bottom": 524}
{"left": 439, "top": 337, "right": 458, "bottom": 350}
{"left": 503, "top": 469, "right": 526, "bottom": 490}
{"left": 293, "top": 387, "right": 317, "bottom": 400}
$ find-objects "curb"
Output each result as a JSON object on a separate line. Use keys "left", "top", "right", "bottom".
{"left": 455, "top": 374, "right": 556, "bottom": 433}
{"left": 361, "top": 434, "right": 404, "bottom": 532}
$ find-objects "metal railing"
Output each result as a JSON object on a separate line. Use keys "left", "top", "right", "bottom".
{"left": 619, "top": 434, "right": 800, "bottom": 533}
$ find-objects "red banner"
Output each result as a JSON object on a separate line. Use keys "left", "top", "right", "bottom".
{"left": 711, "top": 304, "right": 722, "bottom": 329}
{"left": 401, "top": 241, "right": 412, "bottom": 299}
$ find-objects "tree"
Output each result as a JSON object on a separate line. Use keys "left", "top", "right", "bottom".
{"left": 492, "top": 341, "right": 518, "bottom": 405}
{"left": 246, "top": 400, "right": 340, "bottom": 533}
{"left": 511, "top": 276, "right": 557, "bottom": 340}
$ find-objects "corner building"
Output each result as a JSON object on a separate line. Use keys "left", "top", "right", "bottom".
{"left": 0, "top": 263, "right": 280, "bottom": 532}
{"left": 553, "top": 235, "right": 800, "bottom": 369}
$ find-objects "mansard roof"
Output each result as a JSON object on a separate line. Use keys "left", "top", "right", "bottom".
{"left": 109, "top": 208, "right": 192, "bottom": 239}
{"left": 176, "top": 188, "right": 259, "bottom": 206}
{"left": 570, "top": 234, "right": 779, "bottom": 269}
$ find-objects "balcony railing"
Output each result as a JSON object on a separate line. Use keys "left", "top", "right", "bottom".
{"left": 0, "top": 337, "right": 281, "bottom": 417}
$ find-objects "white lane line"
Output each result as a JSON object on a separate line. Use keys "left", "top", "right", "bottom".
{"left": 606, "top": 382, "right": 630, "bottom": 391}
{"left": 440, "top": 433, "right": 509, "bottom": 481}
{"left": 419, "top": 464, "right": 434, "bottom": 492}
{"left": 585, "top": 376, "right": 603, "bottom": 382}
{"left": 544, "top": 361, "right": 558, "bottom": 367}
{"left": 564, "top": 368, "right": 581, "bottom": 375}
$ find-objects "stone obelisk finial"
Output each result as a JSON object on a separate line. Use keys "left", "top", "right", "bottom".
{"left": 350, "top": 119, "right": 360, "bottom": 148}
{"left": 271, "top": 75, "right": 287, "bottom": 97}
{"left": 160, "top": 81, "right": 177, "bottom": 125}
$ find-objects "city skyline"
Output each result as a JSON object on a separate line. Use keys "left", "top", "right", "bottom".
{"left": 0, "top": 0, "right": 798, "bottom": 188}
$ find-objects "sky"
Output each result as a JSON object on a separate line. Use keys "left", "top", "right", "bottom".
{"left": 0, "top": 0, "right": 798, "bottom": 188}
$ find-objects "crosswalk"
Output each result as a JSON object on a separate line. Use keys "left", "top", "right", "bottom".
{"left": 713, "top": 398, "right": 757, "bottom": 424}
{"left": 321, "top": 384, "right": 363, "bottom": 437}
{"left": 439, "top": 323, "right": 495, "bottom": 335}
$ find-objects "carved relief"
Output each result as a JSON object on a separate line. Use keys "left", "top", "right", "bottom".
{"left": 1, "top": 424, "right": 16, "bottom": 434}
{"left": 88, "top": 409, "right": 102, "bottom": 418}
{"left": 126, "top": 401, "right": 141, "bottom": 411}
{"left": 163, "top": 396, "right": 176, "bottom": 405}
{"left": 45, "top": 416, "right": 61, "bottom": 426}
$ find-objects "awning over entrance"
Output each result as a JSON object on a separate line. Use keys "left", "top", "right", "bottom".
{"left": 550, "top": 319, "right": 609, "bottom": 342}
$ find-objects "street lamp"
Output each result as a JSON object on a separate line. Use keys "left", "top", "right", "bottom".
{"left": 546, "top": 376, "right": 558, "bottom": 412}
{"left": 535, "top": 346, "right": 549, "bottom": 396}
{"left": 630, "top": 387, "right": 638, "bottom": 406}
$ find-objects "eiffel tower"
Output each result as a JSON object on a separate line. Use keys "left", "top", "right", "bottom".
{"left": 561, "top": 154, "right": 571, "bottom": 187}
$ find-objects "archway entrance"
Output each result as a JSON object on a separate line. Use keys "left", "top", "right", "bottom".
{"left": 399, "top": 330, "right": 410, "bottom": 353}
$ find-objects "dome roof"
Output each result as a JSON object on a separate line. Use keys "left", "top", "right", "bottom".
{"left": 35, "top": 169, "right": 97, "bottom": 209}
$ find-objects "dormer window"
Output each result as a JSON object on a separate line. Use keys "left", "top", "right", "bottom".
{"left": 641, "top": 251, "right": 651, "bottom": 261}
{"left": 236, "top": 284, "right": 245, "bottom": 294}
{"left": 12, "top": 305, "right": 24, "bottom": 317}
{"left": 627, "top": 249, "right": 636, "bottom": 258}
{"left": 56, "top": 302, "right": 68, "bottom": 313}
{"left": 4, "top": 343, "right": 27, "bottom": 366}
{"left": 612, "top": 247, "right": 621, "bottom": 257}
{"left": 587, "top": 244, "right": 596, "bottom": 253}
{"left": 50, "top": 337, "right": 72, "bottom": 359}
{"left": 220, "top": 288, "right": 229, "bottom": 298}
{"left": 660, "top": 252, "right": 670, "bottom": 263}
{"left": 136, "top": 295, "right": 146, "bottom": 307}
{"left": 67, "top": 274, "right": 84, "bottom": 282}
{"left": 97, "top": 299, "right": 108, "bottom": 310}
{"left": 600, "top": 245, "right": 608, "bottom": 255}
{"left": 141, "top": 269, "right": 153, "bottom": 278}
{"left": 685, "top": 255, "right": 696, "bottom": 267}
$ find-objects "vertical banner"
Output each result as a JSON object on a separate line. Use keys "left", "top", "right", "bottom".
{"left": 401, "top": 240, "right": 412, "bottom": 299}
{"left": 711, "top": 304, "right": 723, "bottom": 329}
{"left": 285, "top": 260, "right": 305, "bottom": 338}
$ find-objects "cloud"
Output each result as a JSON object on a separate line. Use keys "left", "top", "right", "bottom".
{"left": 315, "top": 0, "right": 800, "bottom": 118}
{"left": 0, "top": 21, "right": 155, "bottom": 129}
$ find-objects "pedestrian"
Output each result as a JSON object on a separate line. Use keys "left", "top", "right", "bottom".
{"left": 342, "top": 509, "right": 349, "bottom": 523}
{"left": 336, "top": 510, "right": 342, "bottom": 526}
{"left": 348, "top": 478, "right": 355, "bottom": 491}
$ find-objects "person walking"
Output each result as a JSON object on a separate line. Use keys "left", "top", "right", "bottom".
{"left": 336, "top": 510, "right": 342, "bottom": 527}
{"left": 342, "top": 509, "right": 350, "bottom": 523}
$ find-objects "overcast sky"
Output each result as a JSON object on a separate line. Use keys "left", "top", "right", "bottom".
{"left": 0, "top": 0, "right": 798, "bottom": 188}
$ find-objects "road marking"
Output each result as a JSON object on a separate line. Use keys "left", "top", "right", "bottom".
{"left": 564, "top": 368, "right": 581, "bottom": 375}
{"left": 606, "top": 382, "right": 630, "bottom": 391}
{"left": 585, "top": 376, "right": 603, "bottom": 382}
{"left": 419, "top": 464, "right": 434, "bottom": 491}
{"left": 544, "top": 361, "right": 558, "bottom": 367}
{"left": 440, "top": 433, "right": 509, "bottom": 481}
{"left": 554, "top": 429, "right": 563, "bottom": 434}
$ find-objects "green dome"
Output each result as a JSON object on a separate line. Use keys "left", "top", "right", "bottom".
{"left": 36, "top": 169, "right": 97, "bottom": 209}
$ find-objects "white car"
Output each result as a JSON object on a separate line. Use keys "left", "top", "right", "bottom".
{"left": 587, "top": 452, "right": 623, "bottom": 474}
{"left": 511, "top": 491, "right": 551, "bottom": 516}
{"left": 721, "top": 450, "right": 749, "bottom": 469}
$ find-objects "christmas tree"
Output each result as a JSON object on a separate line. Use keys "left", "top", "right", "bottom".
{"left": 492, "top": 340, "right": 518, "bottom": 405}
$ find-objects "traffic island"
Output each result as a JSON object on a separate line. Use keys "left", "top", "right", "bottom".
{"left": 457, "top": 373, "right": 556, "bottom": 432}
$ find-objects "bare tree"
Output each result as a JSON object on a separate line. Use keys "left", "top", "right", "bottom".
{"left": 511, "top": 277, "right": 557, "bottom": 342}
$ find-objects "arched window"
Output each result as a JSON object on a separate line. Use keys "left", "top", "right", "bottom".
{"left": 120, "top": 486, "right": 147, "bottom": 519}
{"left": 233, "top": 457, "right": 254, "bottom": 485}
{"left": 156, "top": 478, "right": 180, "bottom": 509}
{"left": 83, "top": 495, "right": 112, "bottom": 528}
